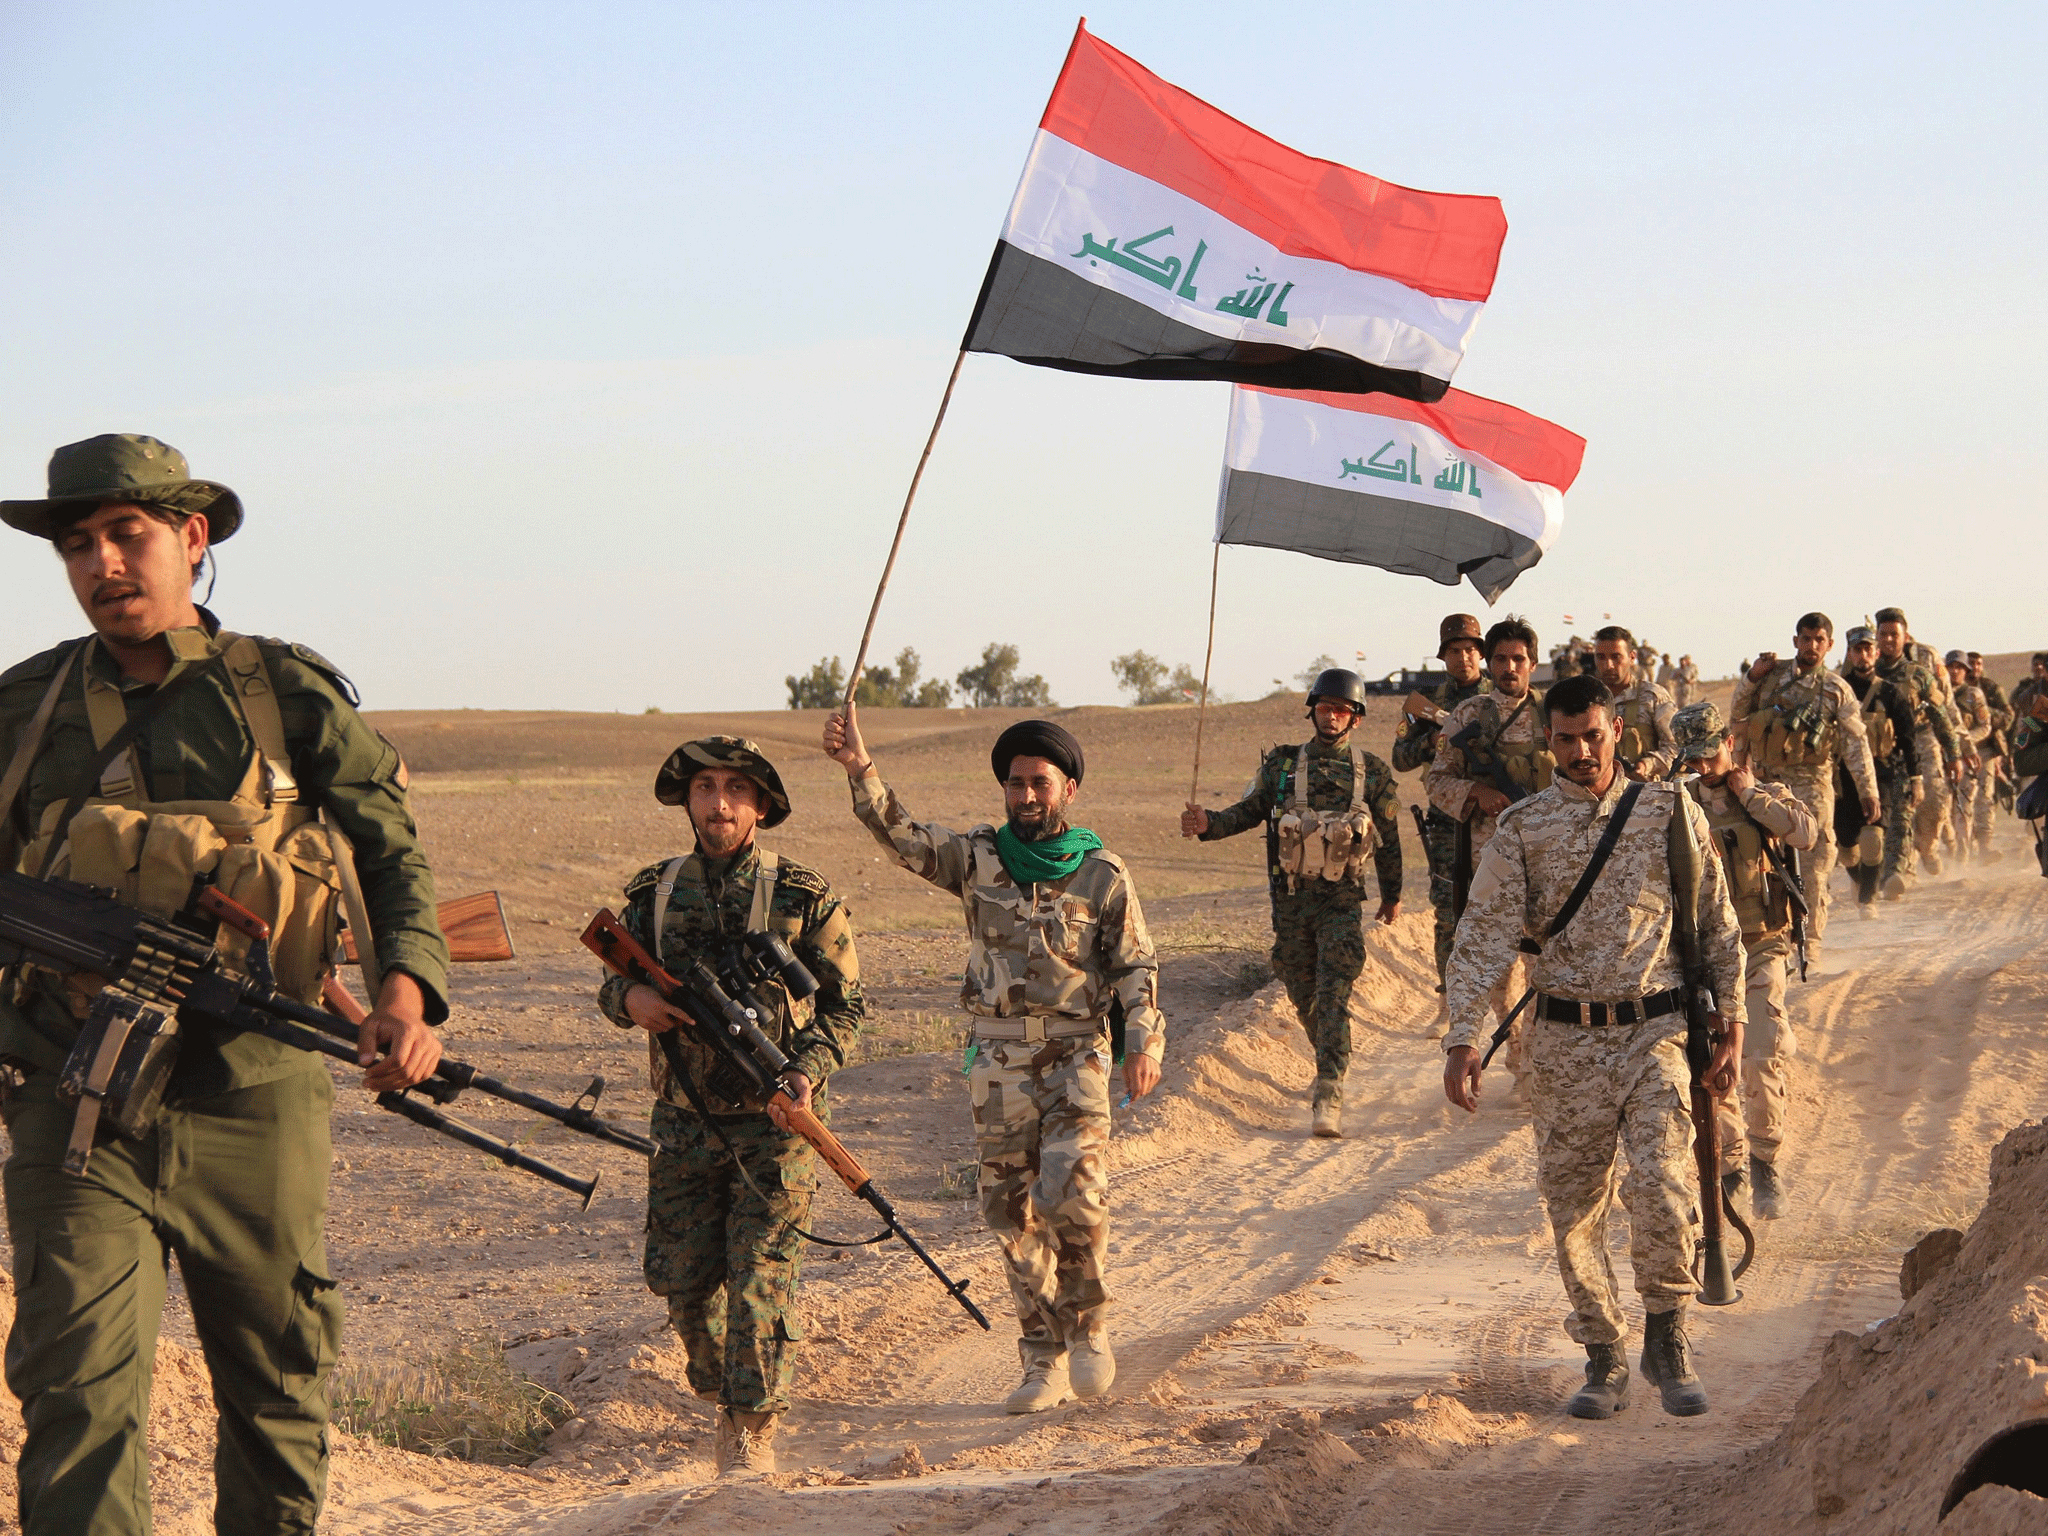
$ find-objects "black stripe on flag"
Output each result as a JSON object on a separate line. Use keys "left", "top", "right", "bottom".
{"left": 962, "top": 242, "right": 1451, "bottom": 402}
{"left": 1216, "top": 469, "right": 1542, "bottom": 604}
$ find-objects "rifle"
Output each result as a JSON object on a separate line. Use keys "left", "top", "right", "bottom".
{"left": 1666, "top": 803, "right": 1756, "bottom": 1305}
{"left": 0, "top": 870, "right": 641, "bottom": 1201}
{"left": 581, "top": 910, "right": 992, "bottom": 1331}
{"left": 1448, "top": 717, "right": 1531, "bottom": 813}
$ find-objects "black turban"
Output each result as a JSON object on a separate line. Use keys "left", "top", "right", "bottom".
{"left": 991, "top": 719, "right": 1084, "bottom": 785}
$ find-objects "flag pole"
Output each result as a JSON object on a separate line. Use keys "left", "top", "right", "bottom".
{"left": 842, "top": 349, "right": 968, "bottom": 709}
{"left": 1186, "top": 541, "right": 1221, "bottom": 804}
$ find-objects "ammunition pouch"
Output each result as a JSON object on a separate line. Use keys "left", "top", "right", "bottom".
{"left": 56, "top": 990, "right": 181, "bottom": 1167}
{"left": 1275, "top": 743, "right": 1376, "bottom": 889}
{"left": 1746, "top": 672, "right": 1836, "bottom": 770}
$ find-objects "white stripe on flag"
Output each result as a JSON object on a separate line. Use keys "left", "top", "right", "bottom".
{"left": 1001, "top": 132, "right": 1484, "bottom": 382}
{"left": 1219, "top": 389, "right": 1564, "bottom": 550}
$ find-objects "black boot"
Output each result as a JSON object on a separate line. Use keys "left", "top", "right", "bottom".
{"left": 1721, "top": 1163, "right": 1748, "bottom": 1213}
{"left": 1751, "top": 1157, "right": 1783, "bottom": 1219}
{"left": 1566, "top": 1341, "right": 1630, "bottom": 1419}
{"left": 1639, "top": 1310, "right": 1709, "bottom": 1416}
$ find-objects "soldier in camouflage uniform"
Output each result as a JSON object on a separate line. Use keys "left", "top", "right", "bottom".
{"left": 1838, "top": 626, "right": 1923, "bottom": 910}
{"left": 1675, "top": 655, "right": 1700, "bottom": 710}
{"left": 1444, "top": 673, "right": 1746, "bottom": 1422}
{"left": 1188, "top": 668, "right": 1401, "bottom": 1138}
{"left": 0, "top": 435, "right": 449, "bottom": 1536}
{"left": 1591, "top": 625, "right": 1679, "bottom": 780}
{"left": 1729, "top": 613, "right": 1879, "bottom": 967}
{"left": 824, "top": 709, "right": 1162, "bottom": 1415}
{"left": 1673, "top": 703, "right": 1816, "bottom": 1219}
{"left": 1968, "top": 653, "right": 2010, "bottom": 851}
{"left": 599, "top": 736, "right": 863, "bottom": 1476}
{"left": 1874, "top": 609, "right": 1960, "bottom": 891}
{"left": 1390, "top": 615, "right": 1490, "bottom": 985}
{"left": 1944, "top": 652, "right": 1993, "bottom": 862}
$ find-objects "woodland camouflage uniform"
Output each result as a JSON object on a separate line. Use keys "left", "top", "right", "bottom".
{"left": 1391, "top": 615, "right": 1490, "bottom": 981}
{"left": 597, "top": 833, "right": 862, "bottom": 1415}
{"left": 1874, "top": 650, "right": 1958, "bottom": 886}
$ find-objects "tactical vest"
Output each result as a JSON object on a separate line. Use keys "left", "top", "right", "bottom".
{"left": 11, "top": 634, "right": 341, "bottom": 1006}
{"left": 1745, "top": 667, "right": 1838, "bottom": 770}
{"left": 1691, "top": 784, "right": 1789, "bottom": 940}
{"left": 1275, "top": 743, "right": 1377, "bottom": 889}
{"left": 1476, "top": 694, "right": 1554, "bottom": 793}
{"left": 1616, "top": 690, "right": 1655, "bottom": 768}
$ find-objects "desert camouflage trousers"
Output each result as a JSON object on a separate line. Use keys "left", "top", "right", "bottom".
{"left": 1777, "top": 765, "right": 1837, "bottom": 945}
{"left": 1270, "top": 884, "right": 1367, "bottom": 1092}
{"left": 968, "top": 1031, "right": 1113, "bottom": 1365}
{"left": 1717, "top": 933, "right": 1793, "bottom": 1167}
{"left": 1421, "top": 807, "right": 1461, "bottom": 980}
{"left": 1528, "top": 1017, "right": 1698, "bottom": 1345}
{"left": 1969, "top": 759, "right": 1998, "bottom": 845}
{"left": 1954, "top": 759, "right": 1995, "bottom": 851}
{"left": 643, "top": 1100, "right": 815, "bottom": 1414}
{"left": 1912, "top": 731, "right": 1950, "bottom": 862}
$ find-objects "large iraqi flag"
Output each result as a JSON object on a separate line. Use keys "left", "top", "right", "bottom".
{"left": 963, "top": 23, "right": 1508, "bottom": 401}
{"left": 1216, "top": 384, "right": 1585, "bottom": 602}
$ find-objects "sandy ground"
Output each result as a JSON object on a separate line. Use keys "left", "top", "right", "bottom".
{"left": 3, "top": 691, "right": 2044, "bottom": 1534}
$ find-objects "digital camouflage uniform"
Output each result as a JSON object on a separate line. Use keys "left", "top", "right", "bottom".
{"left": 1949, "top": 680, "right": 1991, "bottom": 855}
{"left": 847, "top": 770, "right": 1162, "bottom": 1368}
{"left": 1200, "top": 737, "right": 1402, "bottom": 1097}
{"left": 1445, "top": 775, "right": 1745, "bottom": 1345}
{"left": 1840, "top": 665, "right": 1922, "bottom": 901}
{"left": 596, "top": 844, "right": 862, "bottom": 1413}
{"left": 1392, "top": 676, "right": 1489, "bottom": 979}
{"left": 1875, "top": 651, "right": 1958, "bottom": 885}
{"left": 1729, "top": 660, "right": 1878, "bottom": 948}
{"left": 1976, "top": 674, "right": 2011, "bottom": 846}
{"left": 1606, "top": 676, "right": 1680, "bottom": 781}
{"left": 1675, "top": 659, "right": 1699, "bottom": 710}
{"left": 0, "top": 617, "right": 449, "bottom": 1536}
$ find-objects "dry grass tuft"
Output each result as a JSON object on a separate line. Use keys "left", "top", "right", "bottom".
{"left": 330, "top": 1338, "right": 573, "bottom": 1464}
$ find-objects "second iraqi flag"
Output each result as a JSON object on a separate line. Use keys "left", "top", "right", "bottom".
{"left": 964, "top": 23, "right": 1508, "bottom": 401}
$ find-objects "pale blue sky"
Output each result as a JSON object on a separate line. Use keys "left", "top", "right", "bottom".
{"left": 3, "top": 2, "right": 2040, "bottom": 710}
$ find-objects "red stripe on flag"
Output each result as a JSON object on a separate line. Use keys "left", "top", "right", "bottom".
{"left": 1040, "top": 23, "right": 1507, "bottom": 304}
{"left": 1244, "top": 383, "right": 1587, "bottom": 493}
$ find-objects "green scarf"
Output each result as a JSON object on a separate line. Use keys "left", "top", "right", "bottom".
{"left": 994, "top": 822, "right": 1103, "bottom": 885}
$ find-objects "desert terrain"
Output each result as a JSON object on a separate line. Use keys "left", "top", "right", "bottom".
{"left": 2, "top": 682, "right": 2044, "bottom": 1534}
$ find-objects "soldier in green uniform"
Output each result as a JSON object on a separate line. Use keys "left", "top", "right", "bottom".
{"left": 597, "top": 737, "right": 862, "bottom": 1476}
{"left": 0, "top": 434, "right": 449, "bottom": 1536}
{"left": 1391, "top": 615, "right": 1490, "bottom": 986}
{"left": 1182, "top": 668, "right": 1401, "bottom": 1138}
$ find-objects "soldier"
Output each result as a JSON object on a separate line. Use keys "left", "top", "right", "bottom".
{"left": 1874, "top": 608, "right": 1961, "bottom": 886}
{"left": 1390, "top": 616, "right": 1490, "bottom": 986}
{"left": 1184, "top": 668, "right": 1401, "bottom": 1136}
{"left": 1968, "top": 652, "right": 2010, "bottom": 851}
{"left": 823, "top": 709, "right": 1162, "bottom": 1413}
{"left": 0, "top": 434, "right": 449, "bottom": 1535}
{"left": 1944, "top": 653, "right": 1993, "bottom": 864}
{"left": 1590, "top": 625, "right": 1678, "bottom": 780}
{"left": 1443, "top": 673, "right": 1745, "bottom": 1420}
{"left": 1675, "top": 655, "right": 1700, "bottom": 710}
{"left": 1839, "top": 625, "right": 1924, "bottom": 906}
{"left": 598, "top": 737, "right": 862, "bottom": 1476}
{"left": 2011, "top": 653, "right": 2048, "bottom": 724}
{"left": 1729, "top": 613, "right": 1879, "bottom": 970}
{"left": 1672, "top": 703, "right": 1817, "bottom": 1219}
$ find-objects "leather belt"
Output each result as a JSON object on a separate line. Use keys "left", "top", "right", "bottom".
{"left": 1537, "top": 987, "right": 1683, "bottom": 1027}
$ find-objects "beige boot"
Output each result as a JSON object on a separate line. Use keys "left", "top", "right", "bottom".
{"left": 1069, "top": 1333, "right": 1116, "bottom": 1399}
{"left": 1311, "top": 1086, "right": 1342, "bottom": 1139}
{"left": 1004, "top": 1354, "right": 1073, "bottom": 1414}
{"left": 715, "top": 1407, "right": 779, "bottom": 1476}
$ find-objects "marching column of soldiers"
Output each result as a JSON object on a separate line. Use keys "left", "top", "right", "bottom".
{"left": 2, "top": 432, "right": 2042, "bottom": 1528}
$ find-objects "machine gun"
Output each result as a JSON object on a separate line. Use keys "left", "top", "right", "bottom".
{"left": 0, "top": 870, "right": 645, "bottom": 1202}
{"left": 581, "top": 910, "right": 991, "bottom": 1331}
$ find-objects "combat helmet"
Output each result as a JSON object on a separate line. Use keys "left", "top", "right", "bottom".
{"left": 654, "top": 736, "right": 791, "bottom": 827}
{"left": 1305, "top": 668, "right": 1366, "bottom": 713}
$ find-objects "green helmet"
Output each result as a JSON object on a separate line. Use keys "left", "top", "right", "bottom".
{"left": 654, "top": 736, "right": 791, "bottom": 827}
{"left": 1, "top": 433, "right": 242, "bottom": 541}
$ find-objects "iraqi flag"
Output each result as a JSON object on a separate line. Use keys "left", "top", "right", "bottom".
{"left": 1215, "top": 384, "right": 1584, "bottom": 603}
{"left": 963, "top": 22, "right": 1507, "bottom": 401}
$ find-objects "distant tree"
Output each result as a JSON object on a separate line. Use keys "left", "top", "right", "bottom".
{"left": 1294, "top": 654, "right": 1342, "bottom": 690}
{"left": 785, "top": 655, "right": 847, "bottom": 709}
{"left": 1168, "top": 663, "right": 1206, "bottom": 701}
{"left": 956, "top": 642, "right": 1055, "bottom": 708}
{"left": 1111, "top": 650, "right": 1169, "bottom": 704}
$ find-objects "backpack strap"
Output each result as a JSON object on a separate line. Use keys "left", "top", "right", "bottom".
{"left": 650, "top": 855, "right": 689, "bottom": 965}
{"left": 219, "top": 634, "right": 297, "bottom": 804}
{"left": 1290, "top": 744, "right": 1314, "bottom": 811}
{"left": 80, "top": 640, "right": 140, "bottom": 798}
{"left": 1349, "top": 744, "right": 1367, "bottom": 814}
{"left": 0, "top": 642, "right": 85, "bottom": 840}
{"left": 748, "top": 849, "right": 781, "bottom": 933}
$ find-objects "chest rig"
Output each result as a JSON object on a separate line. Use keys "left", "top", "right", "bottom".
{"left": 1746, "top": 667, "right": 1837, "bottom": 770}
{"left": 1477, "top": 694, "right": 1555, "bottom": 794}
{"left": 1275, "top": 742, "right": 1377, "bottom": 889}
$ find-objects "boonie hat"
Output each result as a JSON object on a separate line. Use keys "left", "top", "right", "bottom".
{"left": 654, "top": 736, "right": 791, "bottom": 827}
{"left": 2, "top": 433, "right": 243, "bottom": 541}
{"left": 1672, "top": 702, "right": 1731, "bottom": 763}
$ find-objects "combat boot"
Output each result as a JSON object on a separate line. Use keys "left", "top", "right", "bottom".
{"left": 1565, "top": 1341, "right": 1630, "bottom": 1419}
{"left": 1750, "top": 1157, "right": 1784, "bottom": 1219}
{"left": 1639, "top": 1311, "right": 1709, "bottom": 1416}
{"left": 1070, "top": 1333, "right": 1116, "bottom": 1399}
{"left": 1881, "top": 872, "right": 1907, "bottom": 901}
{"left": 1004, "top": 1354, "right": 1074, "bottom": 1414}
{"left": 1721, "top": 1163, "right": 1748, "bottom": 1215}
{"left": 715, "top": 1408, "right": 780, "bottom": 1476}
{"left": 1311, "top": 1084, "right": 1342, "bottom": 1139}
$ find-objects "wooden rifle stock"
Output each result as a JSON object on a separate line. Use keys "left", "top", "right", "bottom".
{"left": 341, "top": 891, "right": 514, "bottom": 967}
{"left": 1403, "top": 689, "right": 1448, "bottom": 725}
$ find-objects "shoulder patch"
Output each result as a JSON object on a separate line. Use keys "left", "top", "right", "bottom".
{"left": 257, "top": 637, "right": 361, "bottom": 706}
{"left": 0, "top": 638, "right": 86, "bottom": 691}
{"left": 770, "top": 858, "right": 830, "bottom": 900}
{"left": 623, "top": 860, "right": 675, "bottom": 899}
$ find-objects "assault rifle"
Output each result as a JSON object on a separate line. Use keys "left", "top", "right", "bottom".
{"left": 0, "top": 870, "right": 649, "bottom": 1201}
{"left": 1665, "top": 810, "right": 1756, "bottom": 1305}
{"left": 1447, "top": 718, "right": 1530, "bottom": 813}
{"left": 1761, "top": 837, "right": 1810, "bottom": 983}
{"left": 581, "top": 910, "right": 992, "bottom": 1331}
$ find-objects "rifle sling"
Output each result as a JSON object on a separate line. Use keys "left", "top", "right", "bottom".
{"left": 1537, "top": 779, "right": 1649, "bottom": 948}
